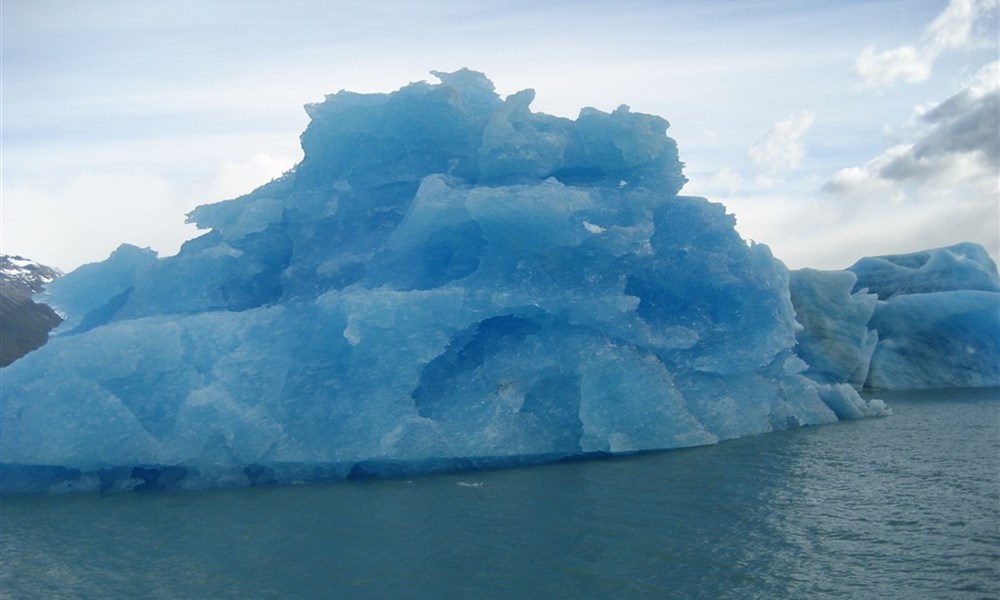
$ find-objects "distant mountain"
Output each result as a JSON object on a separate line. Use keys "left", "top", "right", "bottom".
{"left": 1, "top": 255, "right": 63, "bottom": 367}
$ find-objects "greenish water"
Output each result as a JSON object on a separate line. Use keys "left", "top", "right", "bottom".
{"left": 2, "top": 388, "right": 997, "bottom": 599}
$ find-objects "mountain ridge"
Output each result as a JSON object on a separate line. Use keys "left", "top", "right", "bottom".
{"left": 1, "top": 255, "right": 63, "bottom": 367}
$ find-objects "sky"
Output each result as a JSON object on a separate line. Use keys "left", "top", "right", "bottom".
{"left": 2, "top": 0, "right": 998, "bottom": 272}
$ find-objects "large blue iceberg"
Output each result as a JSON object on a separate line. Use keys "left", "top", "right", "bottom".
{"left": 6, "top": 69, "right": 987, "bottom": 493}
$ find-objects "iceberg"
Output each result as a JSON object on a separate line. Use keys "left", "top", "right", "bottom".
{"left": 848, "top": 242, "right": 1000, "bottom": 300}
{"left": 0, "top": 70, "right": 894, "bottom": 492}
{"left": 788, "top": 269, "right": 878, "bottom": 390}
{"left": 850, "top": 244, "right": 1000, "bottom": 389}
{"left": 790, "top": 243, "right": 1000, "bottom": 391}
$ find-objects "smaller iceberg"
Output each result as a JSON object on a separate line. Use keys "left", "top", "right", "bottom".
{"left": 789, "top": 268, "right": 878, "bottom": 390}
{"left": 791, "top": 243, "right": 1000, "bottom": 391}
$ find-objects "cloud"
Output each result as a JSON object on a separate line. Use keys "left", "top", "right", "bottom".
{"left": 191, "top": 152, "right": 297, "bottom": 204}
{"left": 822, "top": 146, "right": 912, "bottom": 204}
{"left": 855, "top": 45, "right": 931, "bottom": 87}
{"left": 926, "top": 0, "right": 994, "bottom": 51}
{"left": 0, "top": 170, "right": 196, "bottom": 272}
{"left": 821, "top": 61, "right": 999, "bottom": 261}
{"left": 829, "top": 60, "right": 998, "bottom": 193}
{"left": 746, "top": 111, "right": 815, "bottom": 183}
{"left": 855, "top": 0, "right": 998, "bottom": 88}
{"left": 0, "top": 153, "right": 295, "bottom": 272}
{"left": 909, "top": 65, "right": 1000, "bottom": 164}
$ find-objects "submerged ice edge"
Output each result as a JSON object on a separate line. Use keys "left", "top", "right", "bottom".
{"left": 1, "top": 69, "right": 991, "bottom": 493}
{"left": 0, "top": 451, "right": 626, "bottom": 493}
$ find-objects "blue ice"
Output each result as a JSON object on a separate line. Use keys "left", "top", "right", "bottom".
{"left": 790, "top": 243, "right": 1000, "bottom": 390}
{"left": 15, "top": 70, "right": 996, "bottom": 493}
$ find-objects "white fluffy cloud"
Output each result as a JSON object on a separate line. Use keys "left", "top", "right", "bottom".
{"left": 855, "top": 45, "right": 932, "bottom": 87}
{"left": 926, "top": 0, "right": 993, "bottom": 49}
{"left": 855, "top": 0, "right": 998, "bottom": 88}
{"left": 746, "top": 111, "right": 815, "bottom": 183}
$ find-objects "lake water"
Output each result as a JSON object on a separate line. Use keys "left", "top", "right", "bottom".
{"left": 2, "top": 387, "right": 997, "bottom": 599}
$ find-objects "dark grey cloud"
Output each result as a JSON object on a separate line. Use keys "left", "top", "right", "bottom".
{"left": 875, "top": 87, "right": 998, "bottom": 182}
{"left": 821, "top": 61, "right": 998, "bottom": 252}
{"left": 915, "top": 89, "right": 999, "bottom": 162}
